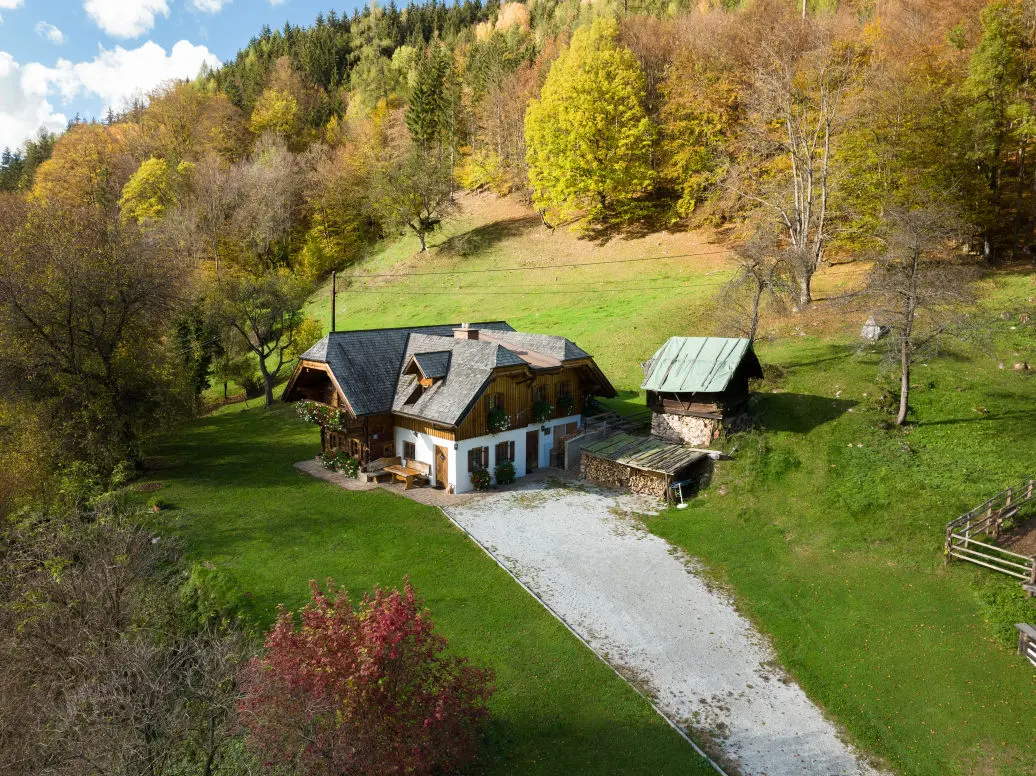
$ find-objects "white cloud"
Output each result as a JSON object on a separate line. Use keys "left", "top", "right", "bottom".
{"left": 1, "top": 40, "right": 218, "bottom": 150}
{"left": 0, "top": 1, "right": 24, "bottom": 9}
{"left": 35, "top": 22, "right": 66, "bottom": 45}
{"left": 191, "top": 0, "right": 227, "bottom": 11}
{"left": 0, "top": 53, "right": 67, "bottom": 151}
{"left": 84, "top": 0, "right": 169, "bottom": 38}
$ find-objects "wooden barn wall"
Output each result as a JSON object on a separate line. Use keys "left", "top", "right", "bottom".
{"left": 394, "top": 415, "right": 456, "bottom": 441}
{"left": 455, "top": 366, "right": 586, "bottom": 441}
{"left": 323, "top": 413, "right": 396, "bottom": 463}
{"left": 289, "top": 365, "right": 340, "bottom": 406}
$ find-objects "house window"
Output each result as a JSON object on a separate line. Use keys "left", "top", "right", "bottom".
{"left": 534, "top": 386, "right": 548, "bottom": 403}
{"left": 556, "top": 382, "right": 570, "bottom": 400}
{"left": 403, "top": 441, "right": 416, "bottom": 461}
{"left": 487, "top": 392, "right": 504, "bottom": 411}
{"left": 467, "top": 446, "right": 489, "bottom": 472}
{"left": 350, "top": 439, "right": 361, "bottom": 457}
{"left": 495, "top": 440, "right": 515, "bottom": 463}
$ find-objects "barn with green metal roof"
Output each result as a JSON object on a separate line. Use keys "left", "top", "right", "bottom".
{"left": 641, "top": 337, "right": 763, "bottom": 446}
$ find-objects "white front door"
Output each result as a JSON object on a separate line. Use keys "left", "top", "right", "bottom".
{"left": 540, "top": 426, "right": 553, "bottom": 468}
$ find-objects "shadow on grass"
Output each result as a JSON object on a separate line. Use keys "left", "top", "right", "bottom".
{"left": 753, "top": 393, "right": 857, "bottom": 433}
{"left": 436, "top": 215, "right": 543, "bottom": 256}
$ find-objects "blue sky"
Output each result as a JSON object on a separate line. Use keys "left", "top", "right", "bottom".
{"left": 0, "top": 0, "right": 364, "bottom": 151}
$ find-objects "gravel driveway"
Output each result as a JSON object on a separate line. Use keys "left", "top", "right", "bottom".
{"left": 444, "top": 480, "right": 885, "bottom": 776}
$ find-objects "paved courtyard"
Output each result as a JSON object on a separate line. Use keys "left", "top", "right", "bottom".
{"left": 444, "top": 480, "right": 885, "bottom": 776}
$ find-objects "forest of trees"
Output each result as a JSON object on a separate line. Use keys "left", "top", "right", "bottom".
{"left": 0, "top": 0, "right": 1033, "bottom": 768}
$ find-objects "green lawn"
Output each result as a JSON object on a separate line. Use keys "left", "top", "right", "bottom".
{"left": 181, "top": 196, "right": 1034, "bottom": 775}
{"left": 647, "top": 284, "right": 1036, "bottom": 776}
{"left": 147, "top": 402, "right": 713, "bottom": 776}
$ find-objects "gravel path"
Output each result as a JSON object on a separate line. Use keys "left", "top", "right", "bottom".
{"left": 444, "top": 481, "right": 886, "bottom": 776}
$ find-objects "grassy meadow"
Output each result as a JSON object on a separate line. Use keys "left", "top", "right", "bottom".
{"left": 146, "top": 403, "right": 713, "bottom": 775}
{"left": 168, "top": 194, "right": 1035, "bottom": 775}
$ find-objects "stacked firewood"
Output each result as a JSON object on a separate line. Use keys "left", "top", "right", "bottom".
{"left": 580, "top": 454, "right": 668, "bottom": 499}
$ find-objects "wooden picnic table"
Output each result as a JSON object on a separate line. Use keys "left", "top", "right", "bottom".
{"left": 383, "top": 464, "right": 425, "bottom": 490}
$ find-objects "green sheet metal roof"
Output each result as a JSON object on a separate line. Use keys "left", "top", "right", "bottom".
{"left": 641, "top": 337, "right": 755, "bottom": 394}
{"left": 583, "top": 433, "right": 707, "bottom": 475}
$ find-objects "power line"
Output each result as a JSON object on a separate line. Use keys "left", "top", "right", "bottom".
{"left": 337, "top": 265, "right": 874, "bottom": 297}
{"left": 339, "top": 249, "right": 732, "bottom": 280}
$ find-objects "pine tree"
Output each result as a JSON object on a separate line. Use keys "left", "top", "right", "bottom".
{"left": 524, "top": 17, "right": 655, "bottom": 223}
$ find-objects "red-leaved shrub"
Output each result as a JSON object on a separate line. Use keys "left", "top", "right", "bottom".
{"left": 237, "top": 579, "right": 494, "bottom": 776}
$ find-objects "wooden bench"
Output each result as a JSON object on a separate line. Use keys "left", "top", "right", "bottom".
{"left": 364, "top": 456, "right": 400, "bottom": 484}
{"left": 384, "top": 460, "right": 431, "bottom": 490}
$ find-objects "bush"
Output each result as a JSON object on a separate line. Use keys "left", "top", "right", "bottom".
{"left": 341, "top": 456, "right": 360, "bottom": 478}
{"left": 146, "top": 495, "right": 167, "bottom": 512}
{"left": 532, "top": 400, "right": 554, "bottom": 423}
{"left": 238, "top": 580, "right": 495, "bottom": 776}
{"left": 494, "top": 460, "right": 516, "bottom": 486}
{"left": 471, "top": 468, "right": 492, "bottom": 491}
{"left": 285, "top": 317, "right": 324, "bottom": 363}
{"left": 180, "top": 561, "right": 251, "bottom": 631}
{"left": 556, "top": 395, "right": 575, "bottom": 416}
{"left": 227, "top": 357, "right": 263, "bottom": 398}
{"left": 487, "top": 408, "right": 511, "bottom": 434}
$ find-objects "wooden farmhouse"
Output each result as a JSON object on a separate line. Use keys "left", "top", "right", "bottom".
{"left": 283, "top": 322, "right": 616, "bottom": 493}
{"left": 641, "top": 337, "right": 763, "bottom": 447}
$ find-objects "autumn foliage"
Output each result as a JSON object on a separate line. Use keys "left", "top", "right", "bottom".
{"left": 238, "top": 579, "right": 494, "bottom": 776}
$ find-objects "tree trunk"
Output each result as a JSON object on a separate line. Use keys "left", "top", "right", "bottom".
{"left": 1012, "top": 142, "right": 1026, "bottom": 259}
{"left": 417, "top": 230, "right": 427, "bottom": 252}
{"left": 896, "top": 336, "right": 910, "bottom": 426}
{"left": 794, "top": 273, "right": 812, "bottom": 311}
{"left": 748, "top": 280, "right": 763, "bottom": 341}
{"left": 257, "top": 357, "right": 274, "bottom": 408}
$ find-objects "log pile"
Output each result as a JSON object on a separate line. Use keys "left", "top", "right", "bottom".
{"left": 581, "top": 453, "right": 669, "bottom": 499}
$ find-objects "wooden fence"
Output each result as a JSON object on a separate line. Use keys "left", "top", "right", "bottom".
{"left": 1017, "top": 624, "right": 1036, "bottom": 669}
{"left": 944, "top": 475, "right": 1036, "bottom": 585}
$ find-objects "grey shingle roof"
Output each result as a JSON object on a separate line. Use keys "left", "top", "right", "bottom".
{"left": 299, "top": 322, "right": 514, "bottom": 417}
{"left": 296, "top": 321, "right": 603, "bottom": 425}
{"left": 478, "top": 329, "right": 591, "bottom": 362}
{"left": 411, "top": 351, "right": 451, "bottom": 379}
{"left": 392, "top": 334, "right": 523, "bottom": 425}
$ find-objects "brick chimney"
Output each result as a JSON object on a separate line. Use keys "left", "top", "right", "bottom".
{"left": 453, "top": 323, "right": 479, "bottom": 340}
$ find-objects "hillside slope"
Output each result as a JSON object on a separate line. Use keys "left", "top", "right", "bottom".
{"left": 307, "top": 193, "right": 864, "bottom": 392}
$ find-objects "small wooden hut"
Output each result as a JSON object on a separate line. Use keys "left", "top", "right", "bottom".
{"left": 641, "top": 337, "right": 763, "bottom": 447}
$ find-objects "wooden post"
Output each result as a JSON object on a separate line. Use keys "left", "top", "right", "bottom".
{"left": 330, "top": 271, "right": 337, "bottom": 333}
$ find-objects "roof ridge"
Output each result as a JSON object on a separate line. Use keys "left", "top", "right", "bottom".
{"left": 327, "top": 320, "right": 511, "bottom": 335}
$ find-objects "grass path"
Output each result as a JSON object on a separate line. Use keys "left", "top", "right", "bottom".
{"left": 146, "top": 403, "right": 714, "bottom": 776}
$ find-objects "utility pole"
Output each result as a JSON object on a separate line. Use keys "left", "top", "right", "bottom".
{"left": 330, "top": 270, "right": 336, "bottom": 333}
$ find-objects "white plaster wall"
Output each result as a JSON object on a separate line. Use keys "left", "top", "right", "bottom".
{"left": 393, "top": 427, "right": 436, "bottom": 468}
{"left": 451, "top": 414, "right": 582, "bottom": 493}
{"left": 455, "top": 425, "right": 528, "bottom": 493}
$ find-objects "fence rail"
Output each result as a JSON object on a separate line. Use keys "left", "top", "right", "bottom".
{"left": 945, "top": 475, "right": 1036, "bottom": 587}
{"left": 1017, "top": 624, "right": 1036, "bottom": 669}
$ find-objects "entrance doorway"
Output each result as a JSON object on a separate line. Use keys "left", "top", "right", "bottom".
{"left": 434, "top": 446, "right": 449, "bottom": 489}
{"left": 526, "top": 430, "right": 539, "bottom": 472}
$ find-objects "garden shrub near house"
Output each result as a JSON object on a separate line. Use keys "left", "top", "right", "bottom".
{"left": 556, "top": 395, "right": 575, "bottom": 416}
{"left": 494, "top": 460, "right": 516, "bottom": 486}
{"left": 320, "top": 449, "right": 358, "bottom": 476}
{"left": 238, "top": 580, "right": 495, "bottom": 776}
{"left": 471, "top": 468, "right": 492, "bottom": 491}
{"left": 297, "top": 400, "right": 347, "bottom": 432}
{"left": 487, "top": 408, "right": 511, "bottom": 434}
{"left": 532, "top": 400, "right": 554, "bottom": 423}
